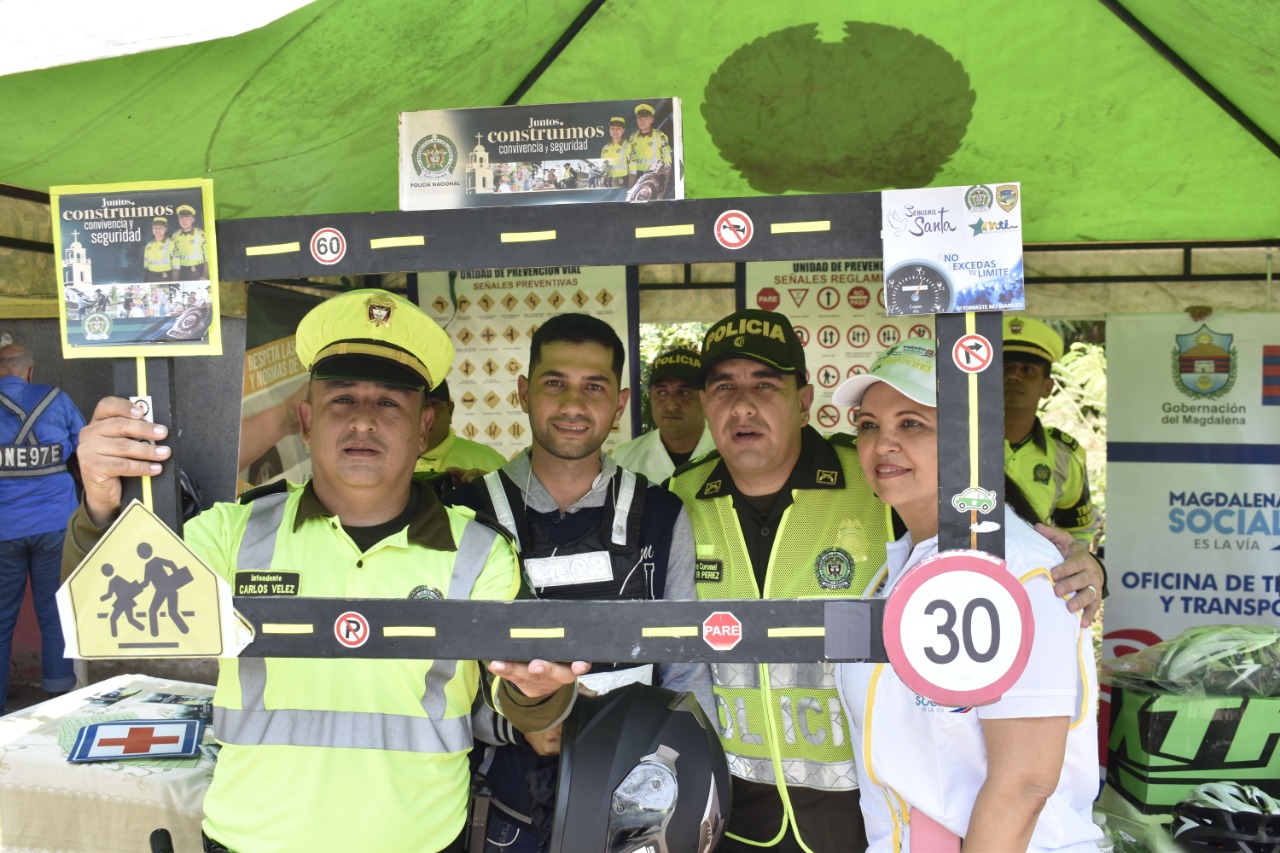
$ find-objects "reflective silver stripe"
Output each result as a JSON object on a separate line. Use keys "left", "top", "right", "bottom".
{"left": 712, "top": 663, "right": 835, "bottom": 691}
{"left": 611, "top": 468, "right": 637, "bottom": 546}
{"left": 1051, "top": 438, "right": 1073, "bottom": 509}
{"left": 214, "top": 706, "right": 473, "bottom": 753}
{"left": 16, "top": 388, "right": 60, "bottom": 445}
{"left": 711, "top": 662, "right": 760, "bottom": 689}
{"left": 0, "top": 393, "right": 22, "bottom": 419}
{"left": 421, "top": 518, "right": 498, "bottom": 718}
{"left": 0, "top": 386, "right": 61, "bottom": 445}
{"left": 483, "top": 471, "right": 521, "bottom": 552}
{"left": 768, "top": 662, "right": 837, "bottom": 690}
{"left": 235, "top": 495, "right": 287, "bottom": 709}
{"left": 446, "top": 518, "right": 499, "bottom": 598}
{"left": 236, "top": 492, "right": 289, "bottom": 570}
{"left": 724, "top": 752, "right": 859, "bottom": 791}
{"left": 238, "top": 658, "right": 267, "bottom": 709}
{"left": 0, "top": 463, "right": 67, "bottom": 477}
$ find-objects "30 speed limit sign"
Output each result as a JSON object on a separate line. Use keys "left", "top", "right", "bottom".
{"left": 310, "top": 227, "right": 347, "bottom": 265}
{"left": 883, "top": 550, "right": 1033, "bottom": 707}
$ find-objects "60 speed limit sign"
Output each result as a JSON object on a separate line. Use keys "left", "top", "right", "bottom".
{"left": 310, "top": 227, "right": 347, "bottom": 265}
{"left": 883, "top": 550, "right": 1033, "bottom": 707}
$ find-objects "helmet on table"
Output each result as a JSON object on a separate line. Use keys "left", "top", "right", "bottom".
{"left": 1171, "top": 781, "right": 1280, "bottom": 852}
{"left": 1152, "top": 625, "right": 1280, "bottom": 696}
{"left": 548, "top": 683, "right": 730, "bottom": 853}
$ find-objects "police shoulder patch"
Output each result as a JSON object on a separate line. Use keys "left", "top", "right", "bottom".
{"left": 1047, "top": 426, "right": 1079, "bottom": 451}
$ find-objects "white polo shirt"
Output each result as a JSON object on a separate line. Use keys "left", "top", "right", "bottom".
{"left": 836, "top": 510, "right": 1102, "bottom": 852}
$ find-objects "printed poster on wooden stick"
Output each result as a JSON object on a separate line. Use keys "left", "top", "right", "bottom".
{"left": 50, "top": 179, "right": 222, "bottom": 358}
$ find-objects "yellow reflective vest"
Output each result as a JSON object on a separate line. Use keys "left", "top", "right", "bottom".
{"left": 601, "top": 140, "right": 629, "bottom": 181}
{"left": 143, "top": 238, "right": 175, "bottom": 272}
{"left": 192, "top": 483, "right": 521, "bottom": 853}
{"left": 1005, "top": 418, "right": 1097, "bottom": 546}
{"left": 670, "top": 430, "right": 890, "bottom": 852}
{"left": 414, "top": 428, "right": 507, "bottom": 475}
{"left": 171, "top": 227, "right": 206, "bottom": 268}
{"left": 626, "top": 129, "right": 672, "bottom": 175}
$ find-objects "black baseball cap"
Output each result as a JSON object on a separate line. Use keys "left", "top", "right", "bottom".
{"left": 426, "top": 378, "right": 451, "bottom": 402}
{"left": 649, "top": 348, "right": 701, "bottom": 387}
{"left": 698, "top": 309, "right": 807, "bottom": 386}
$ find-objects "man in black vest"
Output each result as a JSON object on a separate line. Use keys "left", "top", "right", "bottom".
{"left": 448, "top": 313, "right": 711, "bottom": 853}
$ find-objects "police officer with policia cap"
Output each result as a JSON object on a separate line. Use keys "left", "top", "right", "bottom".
{"left": 1003, "top": 314, "right": 1100, "bottom": 549}
{"left": 63, "top": 288, "right": 585, "bottom": 853}
{"left": 414, "top": 378, "right": 507, "bottom": 478}
{"left": 668, "top": 308, "right": 1107, "bottom": 853}
{"left": 171, "top": 204, "right": 207, "bottom": 280}
{"left": 613, "top": 347, "right": 717, "bottom": 483}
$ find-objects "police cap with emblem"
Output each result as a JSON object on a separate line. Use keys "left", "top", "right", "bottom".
{"left": 295, "top": 288, "right": 454, "bottom": 391}
{"left": 1003, "top": 314, "right": 1064, "bottom": 365}
{"left": 649, "top": 348, "right": 701, "bottom": 388}
{"left": 152, "top": 216, "right": 168, "bottom": 225}
{"left": 634, "top": 103, "right": 655, "bottom": 117}
{"left": 609, "top": 116, "right": 626, "bottom": 127}
{"left": 698, "top": 309, "right": 807, "bottom": 386}
{"left": 176, "top": 204, "right": 196, "bottom": 216}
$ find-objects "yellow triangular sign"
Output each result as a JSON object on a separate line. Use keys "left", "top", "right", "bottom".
{"left": 56, "top": 501, "right": 247, "bottom": 658}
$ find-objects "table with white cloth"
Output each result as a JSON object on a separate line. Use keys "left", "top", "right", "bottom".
{"left": 0, "top": 674, "right": 216, "bottom": 852}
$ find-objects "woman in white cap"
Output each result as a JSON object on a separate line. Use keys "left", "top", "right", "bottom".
{"left": 831, "top": 339, "right": 1101, "bottom": 852}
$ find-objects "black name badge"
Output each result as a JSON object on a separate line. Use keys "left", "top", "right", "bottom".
{"left": 695, "top": 559, "right": 724, "bottom": 583}
{"left": 234, "top": 571, "right": 301, "bottom": 596}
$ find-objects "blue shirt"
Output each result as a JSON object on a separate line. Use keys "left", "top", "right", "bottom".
{"left": 0, "top": 376, "right": 86, "bottom": 540}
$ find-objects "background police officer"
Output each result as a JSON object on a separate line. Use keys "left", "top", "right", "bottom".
{"left": 612, "top": 347, "right": 716, "bottom": 483}
{"left": 414, "top": 378, "right": 507, "bottom": 477}
{"left": 63, "top": 289, "right": 582, "bottom": 853}
{"left": 1003, "top": 314, "right": 1099, "bottom": 548}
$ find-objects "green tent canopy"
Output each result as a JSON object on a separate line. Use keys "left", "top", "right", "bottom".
{"left": 2, "top": 0, "right": 1278, "bottom": 243}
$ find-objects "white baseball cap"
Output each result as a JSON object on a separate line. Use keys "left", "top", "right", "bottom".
{"left": 832, "top": 337, "right": 937, "bottom": 407}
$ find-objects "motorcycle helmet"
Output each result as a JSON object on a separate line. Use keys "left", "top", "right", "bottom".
{"left": 1171, "top": 781, "right": 1280, "bottom": 852}
{"left": 1152, "top": 625, "right": 1280, "bottom": 696}
{"left": 548, "top": 683, "right": 729, "bottom": 853}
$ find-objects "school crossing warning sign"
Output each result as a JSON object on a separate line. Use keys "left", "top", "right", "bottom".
{"left": 56, "top": 501, "right": 251, "bottom": 658}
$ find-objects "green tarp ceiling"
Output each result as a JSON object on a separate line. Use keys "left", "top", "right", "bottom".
{"left": 2, "top": 0, "right": 1278, "bottom": 245}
